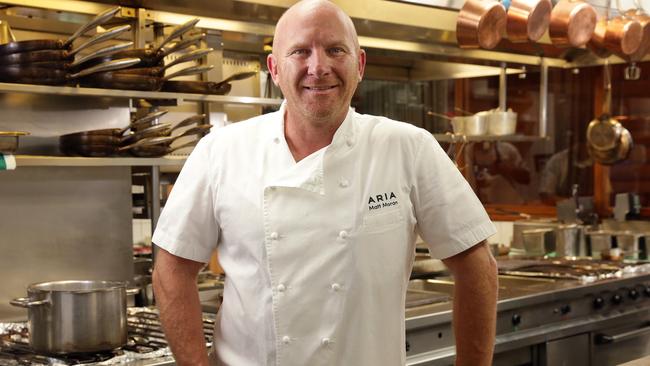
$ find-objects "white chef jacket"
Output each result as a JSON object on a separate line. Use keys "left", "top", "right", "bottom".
{"left": 152, "top": 102, "right": 496, "bottom": 366}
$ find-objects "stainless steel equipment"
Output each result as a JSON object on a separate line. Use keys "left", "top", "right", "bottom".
{"left": 10, "top": 280, "right": 132, "bottom": 354}
{"left": 0, "top": 307, "right": 214, "bottom": 365}
{"left": 405, "top": 259, "right": 650, "bottom": 366}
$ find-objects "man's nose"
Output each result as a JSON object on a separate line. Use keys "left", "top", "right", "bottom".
{"left": 307, "top": 48, "right": 331, "bottom": 77}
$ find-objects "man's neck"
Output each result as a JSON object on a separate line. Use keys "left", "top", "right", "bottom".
{"left": 284, "top": 109, "right": 346, "bottom": 162}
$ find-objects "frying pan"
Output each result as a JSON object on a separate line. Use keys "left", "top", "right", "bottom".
{"left": 111, "top": 48, "right": 213, "bottom": 77}
{"left": 123, "top": 114, "right": 206, "bottom": 141}
{"left": 119, "top": 125, "right": 211, "bottom": 155}
{"left": 80, "top": 64, "right": 214, "bottom": 91}
{"left": 0, "top": 7, "right": 120, "bottom": 56}
{"left": 73, "top": 18, "right": 200, "bottom": 70}
{"left": 0, "top": 57, "right": 141, "bottom": 85}
{"left": 129, "top": 110, "right": 169, "bottom": 131}
{"left": 127, "top": 140, "right": 199, "bottom": 158}
{"left": 161, "top": 71, "right": 256, "bottom": 94}
{"left": 0, "top": 24, "right": 133, "bottom": 66}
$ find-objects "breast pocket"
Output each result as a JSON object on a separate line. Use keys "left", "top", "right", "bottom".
{"left": 361, "top": 209, "right": 404, "bottom": 234}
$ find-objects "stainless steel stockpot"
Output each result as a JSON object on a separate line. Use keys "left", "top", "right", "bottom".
{"left": 10, "top": 280, "right": 133, "bottom": 354}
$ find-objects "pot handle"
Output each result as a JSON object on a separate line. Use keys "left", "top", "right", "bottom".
{"left": 10, "top": 297, "right": 50, "bottom": 308}
{"left": 126, "top": 287, "right": 141, "bottom": 295}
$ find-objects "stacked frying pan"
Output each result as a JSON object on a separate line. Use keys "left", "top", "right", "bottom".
{"left": 0, "top": 7, "right": 141, "bottom": 85}
{"left": 76, "top": 18, "right": 216, "bottom": 91}
{"left": 60, "top": 111, "right": 211, "bottom": 157}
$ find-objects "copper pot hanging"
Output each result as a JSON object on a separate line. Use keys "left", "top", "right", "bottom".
{"left": 588, "top": 18, "right": 612, "bottom": 57}
{"left": 623, "top": 9, "right": 650, "bottom": 61}
{"left": 506, "top": 0, "right": 553, "bottom": 42}
{"left": 604, "top": 15, "right": 643, "bottom": 57}
{"left": 457, "top": 0, "right": 507, "bottom": 49}
{"left": 549, "top": 0, "right": 597, "bottom": 47}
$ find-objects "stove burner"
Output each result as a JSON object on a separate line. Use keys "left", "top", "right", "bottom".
{"left": 0, "top": 308, "right": 214, "bottom": 365}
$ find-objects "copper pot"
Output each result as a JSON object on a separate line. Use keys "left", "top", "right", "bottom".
{"left": 588, "top": 19, "right": 612, "bottom": 57}
{"left": 457, "top": 0, "right": 507, "bottom": 49}
{"left": 624, "top": 9, "right": 650, "bottom": 61}
{"left": 604, "top": 15, "right": 643, "bottom": 57}
{"left": 549, "top": 0, "right": 597, "bottom": 47}
{"left": 507, "top": 0, "right": 553, "bottom": 42}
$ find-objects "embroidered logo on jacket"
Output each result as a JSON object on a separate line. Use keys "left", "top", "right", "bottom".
{"left": 368, "top": 192, "right": 398, "bottom": 211}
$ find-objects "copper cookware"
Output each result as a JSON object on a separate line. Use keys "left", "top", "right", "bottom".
{"left": 507, "top": 0, "right": 553, "bottom": 42}
{"left": 604, "top": 16, "right": 643, "bottom": 57}
{"left": 456, "top": 0, "right": 507, "bottom": 49}
{"left": 549, "top": 0, "right": 597, "bottom": 47}
{"left": 624, "top": 9, "right": 650, "bottom": 61}
{"left": 588, "top": 19, "right": 612, "bottom": 57}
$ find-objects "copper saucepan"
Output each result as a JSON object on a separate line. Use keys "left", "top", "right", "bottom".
{"left": 507, "top": 0, "right": 553, "bottom": 42}
{"left": 604, "top": 15, "right": 643, "bottom": 57}
{"left": 549, "top": 0, "right": 597, "bottom": 47}
{"left": 457, "top": 0, "right": 507, "bottom": 49}
{"left": 623, "top": 7, "right": 650, "bottom": 61}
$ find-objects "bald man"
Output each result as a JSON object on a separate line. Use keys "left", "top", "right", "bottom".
{"left": 152, "top": 1, "right": 497, "bottom": 365}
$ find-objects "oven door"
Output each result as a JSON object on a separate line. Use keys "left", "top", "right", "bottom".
{"left": 592, "top": 322, "right": 650, "bottom": 366}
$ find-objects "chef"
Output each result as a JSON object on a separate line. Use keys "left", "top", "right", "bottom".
{"left": 152, "top": 1, "right": 498, "bottom": 365}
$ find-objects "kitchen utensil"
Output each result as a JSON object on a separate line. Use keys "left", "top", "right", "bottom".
{"left": 555, "top": 224, "right": 581, "bottom": 257}
{"left": 0, "top": 19, "right": 15, "bottom": 44}
{"left": 127, "top": 139, "right": 199, "bottom": 157}
{"left": 623, "top": 1, "right": 650, "bottom": 61}
{"left": 0, "top": 7, "right": 120, "bottom": 56}
{"left": 549, "top": 0, "right": 597, "bottom": 47}
{"left": 119, "top": 124, "right": 212, "bottom": 152}
{"left": 604, "top": 15, "right": 643, "bottom": 57}
{"left": 522, "top": 228, "right": 555, "bottom": 256}
{"left": 111, "top": 48, "right": 213, "bottom": 76}
{"left": 74, "top": 18, "right": 200, "bottom": 70}
{"left": 10, "top": 280, "right": 137, "bottom": 354}
{"left": 488, "top": 108, "right": 517, "bottom": 135}
{"left": 464, "top": 111, "right": 489, "bottom": 135}
{"left": 130, "top": 110, "right": 169, "bottom": 131}
{"left": 80, "top": 64, "right": 213, "bottom": 91}
{"left": 456, "top": 0, "right": 507, "bottom": 49}
{"left": 588, "top": 18, "right": 612, "bottom": 58}
{"left": 507, "top": 0, "right": 553, "bottom": 42}
{"left": 161, "top": 79, "right": 232, "bottom": 94}
{"left": 0, "top": 131, "right": 29, "bottom": 153}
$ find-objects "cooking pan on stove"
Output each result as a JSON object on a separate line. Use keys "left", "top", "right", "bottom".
{"left": 80, "top": 64, "right": 214, "bottom": 91}
{"left": 161, "top": 71, "right": 256, "bottom": 94}
{"left": 0, "top": 7, "right": 120, "bottom": 56}
{"left": 0, "top": 23, "right": 133, "bottom": 66}
{"left": 73, "top": 18, "right": 200, "bottom": 70}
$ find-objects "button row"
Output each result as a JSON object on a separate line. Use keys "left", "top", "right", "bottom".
{"left": 270, "top": 230, "right": 349, "bottom": 241}
{"left": 280, "top": 335, "right": 332, "bottom": 346}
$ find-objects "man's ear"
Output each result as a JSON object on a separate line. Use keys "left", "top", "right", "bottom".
{"left": 267, "top": 54, "right": 280, "bottom": 86}
{"left": 357, "top": 49, "right": 366, "bottom": 82}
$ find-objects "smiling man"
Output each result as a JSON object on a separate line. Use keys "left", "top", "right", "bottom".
{"left": 152, "top": 1, "right": 498, "bottom": 365}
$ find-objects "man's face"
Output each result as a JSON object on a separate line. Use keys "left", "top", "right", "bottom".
{"left": 267, "top": 6, "right": 365, "bottom": 125}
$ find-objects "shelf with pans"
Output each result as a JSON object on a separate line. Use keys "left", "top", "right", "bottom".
{"left": 12, "top": 154, "right": 186, "bottom": 167}
{"left": 0, "top": 82, "right": 283, "bottom": 106}
{"left": 433, "top": 133, "right": 548, "bottom": 143}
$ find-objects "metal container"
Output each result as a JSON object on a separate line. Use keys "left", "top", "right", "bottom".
{"left": 10, "top": 280, "right": 130, "bottom": 354}
{"left": 487, "top": 109, "right": 517, "bottom": 135}
{"left": 522, "top": 228, "right": 555, "bottom": 256}
{"left": 585, "top": 230, "right": 614, "bottom": 259}
{"left": 0, "top": 131, "right": 29, "bottom": 153}
{"left": 555, "top": 224, "right": 581, "bottom": 257}
{"left": 464, "top": 112, "right": 489, "bottom": 136}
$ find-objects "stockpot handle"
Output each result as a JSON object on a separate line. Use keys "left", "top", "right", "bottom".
{"left": 10, "top": 297, "right": 50, "bottom": 308}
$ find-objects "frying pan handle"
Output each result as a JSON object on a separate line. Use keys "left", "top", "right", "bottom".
{"left": 10, "top": 297, "right": 50, "bottom": 308}
{"left": 177, "top": 124, "right": 213, "bottom": 138}
{"left": 70, "top": 41, "right": 134, "bottom": 68}
{"left": 164, "top": 48, "right": 213, "bottom": 70}
{"left": 69, "top": 24, "right": 132, "bottom": 57}
{"left": 70, "top": 58, "right": 141, "bottom": 79}
{"left": 119, "top": 136, "right": 176, "bottom": 152}
{"left": 63, "top": 6, "right": 121, "bottom": 47}
{"left": 161, "top": 32, "right": 206, "bottom": 56}
{"left": 170, "top": 114, "right": 206, "bottom": 132}
{"left": 153, "top": 18, "right": 200, "bottom": 54}
{"left": 168, "top": 140, "right": 199, "bottom": 153}
{"left": 163, "top": 65, "right": 214, "bottom": 81}
{"left": 130, "top": 110, "right": 169, "bottom": 130}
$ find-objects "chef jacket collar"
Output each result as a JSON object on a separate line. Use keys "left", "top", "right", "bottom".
{"left": 267, "top": 101, "right": 356, "bottom": 195}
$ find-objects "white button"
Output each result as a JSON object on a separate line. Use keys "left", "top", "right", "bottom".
{"left": 273, "top": 137, "right": 280, "bottom": 144}
{"left": 270, "top": 232, "right": 279, "bottom": 240}
{"left": 339, "top": 178, "right": 349, "bottom": 188}
{"left": 331, "top": 283, "right": 341, "bottom": 292}
{"left": 346, "top": 138, "right": 353, "bottom": 147}
{"left": 277, "top": 284, "right": 286, "bottom": 292}
{"left": 338, "top": 231, "right": 349, "bottom": 239}
{"left": 321, "top": 337, "right": 331, "bottom": 346}
{"left": 282, "top": 335, "right": 291, "bottom": 344}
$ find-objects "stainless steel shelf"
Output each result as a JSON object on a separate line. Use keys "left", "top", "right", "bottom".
{"left": 433, "top": 133, "right": 548, "bottom": 143}
{"left": 14, "top": 155, "right": 186, "bottom": 167}
{"left": 0, "top": 82, "right": 283, "bottom": 106}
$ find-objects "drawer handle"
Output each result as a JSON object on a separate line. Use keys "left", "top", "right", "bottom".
{"left": 596, "top": 323, "right": 650, "bottom": 344}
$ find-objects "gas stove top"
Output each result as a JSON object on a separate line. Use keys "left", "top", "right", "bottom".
{"left": 0, "top": 308, "right": 213, "bottom": 365}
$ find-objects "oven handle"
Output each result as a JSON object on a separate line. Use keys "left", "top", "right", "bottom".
{"left": 595, "top": 324, "right": 650, "bottom": 344}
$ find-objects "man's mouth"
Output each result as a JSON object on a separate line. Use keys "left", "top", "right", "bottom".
{"left": 303, "top": 85, "right": 337, "bottom": 91}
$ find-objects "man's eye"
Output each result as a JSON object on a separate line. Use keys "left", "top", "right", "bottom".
{"left": 329, "top": 47, "right": 346, "bottom": 55}
{"left": 290, "top": 49, "right": 308, "bottom": 56}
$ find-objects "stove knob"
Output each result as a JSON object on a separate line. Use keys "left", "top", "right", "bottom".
{"left": 629, "top": 289, "right": 639, "bottom": 300}
{"left": 561, "top": 304, "right": 572, "bottom": 315}
{"left": 612, "top": 294, "right": 623, "bottom": 305}
{"left": 512, "top": 314, "right": 522, "bottom": 326}
{"left": 594, "top": 297, "right": 605, "bottom": 309}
